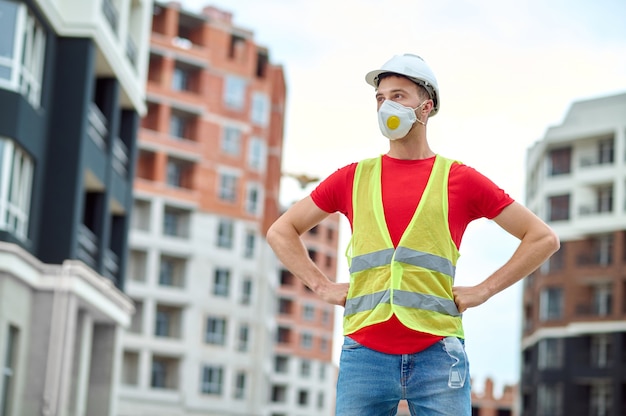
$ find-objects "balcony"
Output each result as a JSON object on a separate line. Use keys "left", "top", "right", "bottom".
{"left": 77, "top": 224, "right": 98, "bottom": 269}
{"left": 103, "top": 248, "right": 119, "bottom": 283}
{"left": 87, "top": 103, "right": 108, "bottom": 150}
{"left": 102, "top": 0, "right": 119, "bottom": 35}
{"left": 112, "top": 136, "right": 129, "bottom": 177}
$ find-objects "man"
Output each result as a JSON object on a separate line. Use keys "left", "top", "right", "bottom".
{"left": 266, "top": 53, "right": 559, "bottom": 416}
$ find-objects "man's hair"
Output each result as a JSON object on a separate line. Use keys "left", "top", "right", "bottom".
{"left": 377, "top": 72, "right": 431, "bottom": 101}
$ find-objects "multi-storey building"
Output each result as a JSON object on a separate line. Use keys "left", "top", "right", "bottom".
{"left": 271, "top": 213, "right": 340, "bottom": 416}
{"left": 522, "top": 92, "right": 626, "bottom": 416}
{"left": 0, "top": 0, "right": 152, "bottom": 415}
{"left": 117, "top": 3, "right": 336, "bottom": 416}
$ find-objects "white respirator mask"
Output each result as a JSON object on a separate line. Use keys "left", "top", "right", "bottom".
{"left": 377, "top": 100, "right": 427, "bottom": 140}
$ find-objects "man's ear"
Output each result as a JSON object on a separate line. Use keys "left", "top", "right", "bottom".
{"left": 421, "top": 99, "right": 435, "bottom": 117}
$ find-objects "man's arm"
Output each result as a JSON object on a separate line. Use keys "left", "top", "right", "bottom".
{"left": 452, "top": 201, "right": 560, "bottom": 313}
{"left": 266, "top": 196, "right": 350, "bottom": 306}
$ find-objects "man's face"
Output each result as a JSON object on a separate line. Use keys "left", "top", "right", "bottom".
{"left": 375, "top": 75, "right": 422, "bottom": 111}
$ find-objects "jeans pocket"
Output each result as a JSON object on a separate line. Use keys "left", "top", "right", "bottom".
{"left": 341, "top": 336, "right": 363, "bottom": 351}
{"left": 442, "top": 336, "right": 468, "bottom": 389}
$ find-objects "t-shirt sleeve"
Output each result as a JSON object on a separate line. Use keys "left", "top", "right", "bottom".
{"left": 310, "top": 163, "right": 356, "bottom": 219}
{"left": 450, "top": 163, "right": 514, "bottom": 221}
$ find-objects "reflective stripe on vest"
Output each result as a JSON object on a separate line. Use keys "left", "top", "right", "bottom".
{"left": 343, "top": 154, "right": 464, "bottom": 338}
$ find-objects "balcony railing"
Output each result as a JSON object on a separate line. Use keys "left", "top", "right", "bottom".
{"left": 103, "top": 248, "right": 119, "bottom": 283}
{"left": 102, "top": 0, "right": 119, "bottom": 35}
{"left": 112, "top": 136, "right": 129, "bottom": 177}
{"left": 87, "top": 103, "right": 108, "bottom": 150}
{"left": 77, "top": 224, "right": 98, "bottom": 269}
{"left": 126, "top": 35, "right": 137, "bottom": 68}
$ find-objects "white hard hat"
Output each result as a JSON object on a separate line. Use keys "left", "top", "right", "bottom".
{"left": 365, "top": 54, "right": 440, "bottom": 116}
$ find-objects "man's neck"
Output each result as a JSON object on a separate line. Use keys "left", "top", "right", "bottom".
{"left": 387, "top": 134, "right": 435, "bottom": 160}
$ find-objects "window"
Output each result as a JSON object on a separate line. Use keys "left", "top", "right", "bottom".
{"left": 237, "top": 324, "right": 249, "bottom": 351}
{"left": 248, "top": 137, "right": 266, "bottom": 171}
{"left": 159, "top": 255, "right": 185, "bottom": 287}
{"left": 590, "top": 334, "right": 612, "bottom": 368}
{"left": 278, "top": 298, "right": 293, "bottom": 315}
{"left": 590, "top": 381, "right": 612, "bottom": 416}
{"left": 0, "top": 0, "right": 46, "bottom": 108}
{"left": 205, "top": 317, "right": 226, "bottom": 345}
{"left": 274, "top": 355, "right": 288, "bottom": 373}
{"left": 276, "top": 327, "right": 290, "bottom": 344}
{"left": 213, "top": 268, "right": 230, "bottom": 297}
{"left": 224, "top": 76, "right": 245, "bottom": 110}
{"left": 129, "top": 300, "right": 143, "bottom": 333}
{"left": 201, "top": 366, "right": 223, "bottom": 395}
{"left": 155, "top": 305, "right": 181, "bottom": 338}
{"left": 539, "top": 287, "right": 563, "bottom": 321}
{"left": 218, "top": 172, "right": 238, "bottom": 202}
{"left": 216, "top": 219, "right": 234, "bottom": 248}
{"left": 243, "top": 230, "right": 255, "bottom": 258}
{"left": 592, "top": 284, "right": 612, "bottom": 316}
{"left": 172, "top": 66, "right": 189, "bottom": 91}
{"left": 548, "top": 147, "right": 571, "bottom": 176}
{"left": 298, "top": 389, "right": 309, "bottom": 406}
{"left": 598, "top": 138, "right": 614, "bottom": 164}
{"left": 234, "top": 371, "right": 246, "bottom": 399}
{"left": 300, "top": 359, "right": 311, "bottom": 377}
{"left": 222, "top": 127, "right": 241, "bottom": 156}
{"left": 538, "top": 338, "right": 563, "bottom": 369}
{"left": 302, "top": 304, "right": 315, "bottom": 321}
{"left": 548, "top": 194, "right": 570, "bottom": 221}
{"left": 251, "top": 92, "right": 269, "bottom": 126}
{"left": 169, "top": 114, "right": 188, "bottom": 139}
{"left": 240, "top": 278, "right": 252, "bottom": 305}
{"left": 0, "top": 138, "right": 33, "bottom": 240}
{"left": 1, "top": 325, "right": 18, "bottom": 416}
{"left": 245, "top": 184, "right": 260, "bottom": 215}
{"left": 151, "top": 356, "right": 178, "bottom": 389}
{"left": 537, "top": 383, "right": 563, "bottom": 416}
{"left": 166, "top": 159, "right": 182, "bottom": 187}
{"left": 596, "top": 185, "right": 613, "bottom": 213}
{"left": 300, "top": 332, "right": 313, "bottom": 349}
{"left": 271, "top": 385, "right": 287, "bottom": 403}
{"left": 163, "top": 206, "right": 189, "bottom": 238}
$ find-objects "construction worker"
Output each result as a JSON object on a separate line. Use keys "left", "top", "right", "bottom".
{"left": 267, "top": 53, "right": 559, "bottom": 416}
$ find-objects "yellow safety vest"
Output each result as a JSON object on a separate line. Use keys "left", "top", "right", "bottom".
{"left": 343, "top": 155, "right": 464, "bottom": 338}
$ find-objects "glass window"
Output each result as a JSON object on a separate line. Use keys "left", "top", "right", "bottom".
{"left": 224, "top": 76, "right": 245, "bottom": 110}
{"left": 213, "top": 268, "right": 230, "bottom": 297}
{"left": 0, "top": 1, "right": 46, "bottom": 108}
{"left": 0, "top": 138, "right": 33, "bottom": 240}
{"left": 245, "top": 184, "right": 260, "bottom": 215}
{"left": 251, "top": 92, "right": 269, "bottom": 126}
{"left": 222, "top": 127, "right": 241, "bottom": 156}
{"left": 548, "top": 194, "right": 570, "bottom": 221}
{"left": 548, "top": 147, "right": 571, "bottom": 176}
{"left": 240, "top": 278, "right": 252, "bottom": 305}
{"left": 237, "top": 324, "right": 249, "bottom": 351}
{"left": 539, "top": 287, "right": 563, "bottom": 321}
{"left": 218, "top": 172, "right": 238, "bottom": 202}
{"left": 172, "top": 66, "right": 189, "bottom": 91}
{"left": 216, "top": 219, "right": 234, "bottom": 248}
{"left": 538, "top": 338, "right": 563, "bottom": 369}
{"left": 243, "top": 231, "right": 255, "bottom": 258}
{"left": 205, "top": 317, "right": 226, "bottom": 345}
{"left": 201, "top": 366, "right": 223, "bottom": 395}
{"left": 234, "top": 371, "right": 246, "bottom": 399}
{"left": 248, "top": 137, "right": 266, "bottom": 171}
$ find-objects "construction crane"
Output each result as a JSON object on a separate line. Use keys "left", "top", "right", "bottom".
{"left": 282, "top": 172, "right": 320, "bottom": 189}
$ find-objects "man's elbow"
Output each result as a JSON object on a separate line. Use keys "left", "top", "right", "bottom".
{"left": 543, "top": 227, "right": 560, "bottom": 256}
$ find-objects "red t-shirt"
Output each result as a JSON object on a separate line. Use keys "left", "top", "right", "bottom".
{"left": 310, "top": 154, "right": 514, "bottom": 354}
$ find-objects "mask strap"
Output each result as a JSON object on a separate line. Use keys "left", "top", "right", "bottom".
{"left": 413, "top": 100, "right": 428, "bottom": 126}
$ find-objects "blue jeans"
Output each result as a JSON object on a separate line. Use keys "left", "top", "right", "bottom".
{"left": 335, "top": 336, "right": 471, "bottom": 416}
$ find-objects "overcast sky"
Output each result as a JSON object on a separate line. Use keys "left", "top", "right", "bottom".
{"left": 180, "top": 0, "right": 626, "bottom": 394}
